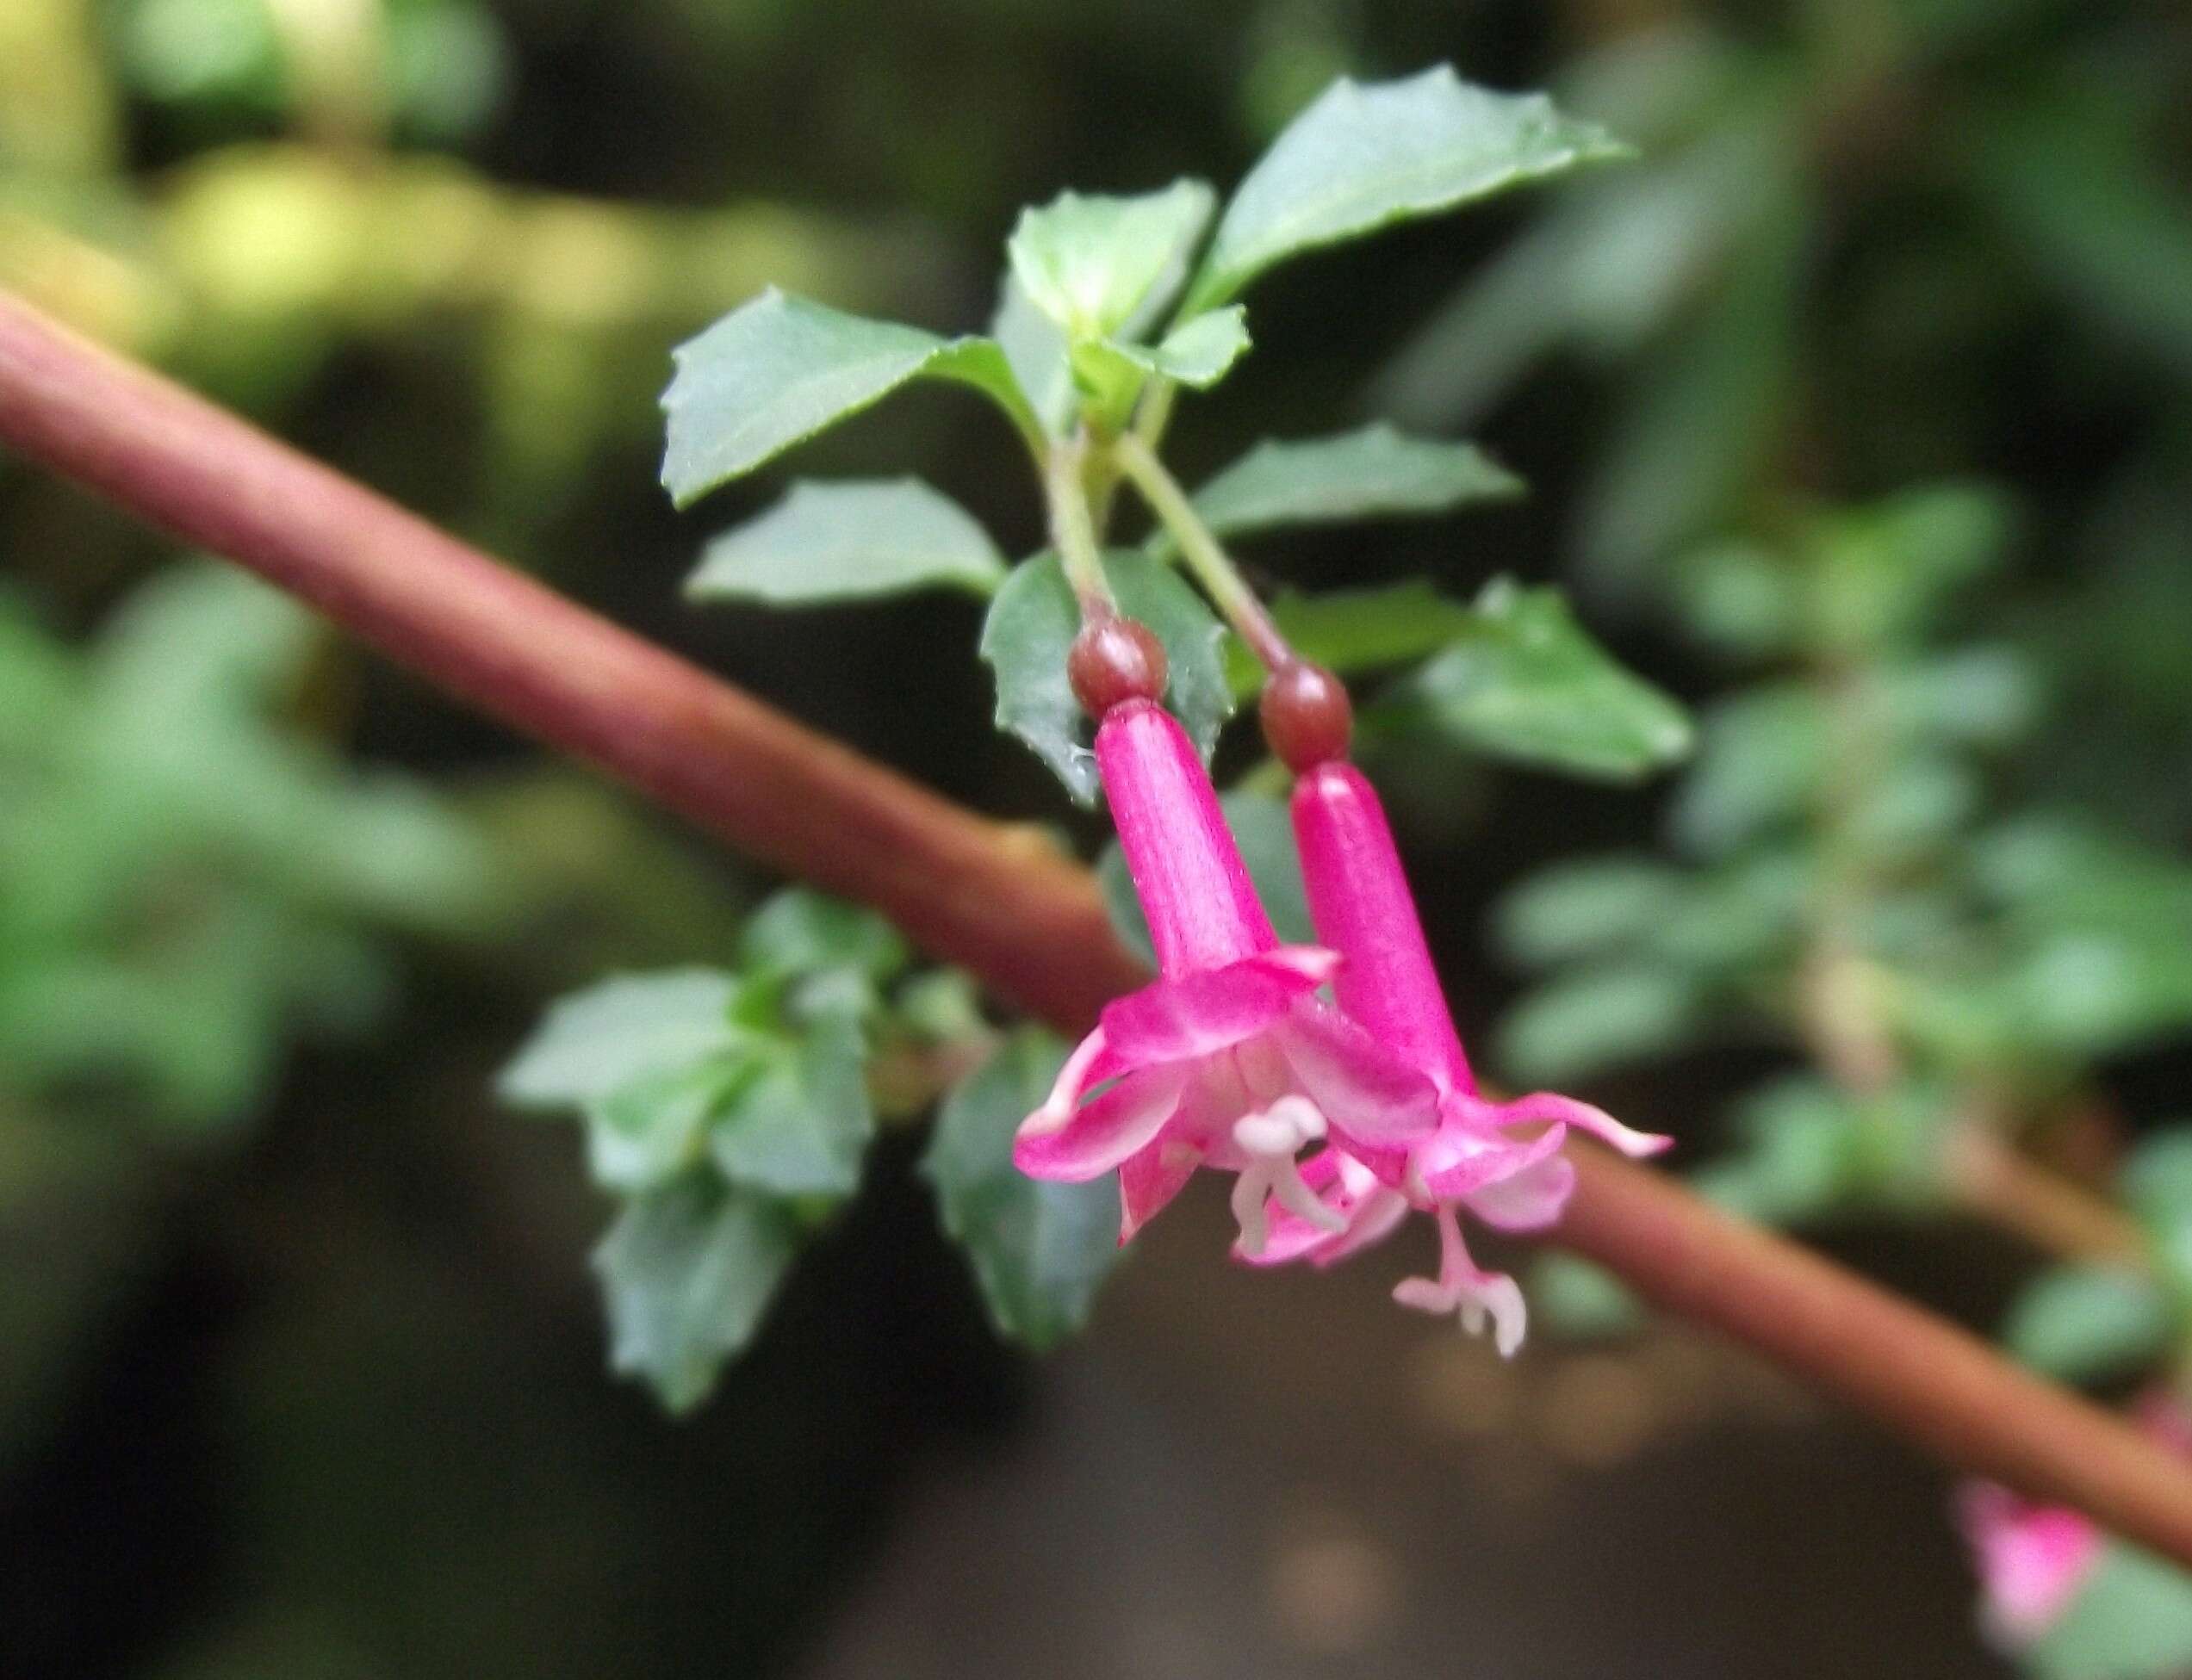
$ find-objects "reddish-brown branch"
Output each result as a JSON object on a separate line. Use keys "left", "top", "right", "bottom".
{"left": 5, "top": 286, "right": 2191, "bottom": 1565}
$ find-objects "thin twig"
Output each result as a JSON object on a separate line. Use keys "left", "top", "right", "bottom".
{"left": 4, "top": 286, "right": 2192, "bottom": 1564}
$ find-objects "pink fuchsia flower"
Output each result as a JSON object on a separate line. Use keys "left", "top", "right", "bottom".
{"left": 1240, "top": 759, "right": 1669, "bottom": 1356}
{"left": 1013, "top": 699, "right": 1439, "bottom": 1241}
{"left": 1956, "top": 1391, "right": 2192, "bottom": 1648}
{"left": 1955, "top": 1483, "right": 2103, "bottom": 1647}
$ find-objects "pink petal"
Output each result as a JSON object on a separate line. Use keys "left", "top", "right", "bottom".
{"left": 1417, "top": 1118, "right": 1569, "bottom": 1202}
{"left": 1957, "top": 1483, "right": 2102, "bottom": 1646}
{"left": 1488, "top": 1091, "right": 1672, "bottom": 1158}
{"left": 1118, "top": 1137, "right": 1201, "bottom": 1243}
{"left": 1015, "top": 1063, "right": 1186, "bottom": 1181}
{"left": 1468, "top": 1154, "right": 1578, "bottom": 1232}
{"left": 1099, "top": 948, "right": 1335, "bottom": 1066}
{"left": 1275, "top": 1006, "right": 1438, "bottom": 1176}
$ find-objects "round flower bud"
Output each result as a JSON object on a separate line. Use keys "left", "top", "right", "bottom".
{"left": 1069, "top": 617, "right": 1169, "bottom": 718}
{"left": 1260, "top": 661, "right": 1352, "bottom": 771}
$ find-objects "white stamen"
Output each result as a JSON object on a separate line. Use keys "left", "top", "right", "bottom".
{"left": 1228, "top": 1096, "right": 1342, "bottom": 1255}
{"left": 1392, "top": 1205, "right": 1530, "bottom": 1358}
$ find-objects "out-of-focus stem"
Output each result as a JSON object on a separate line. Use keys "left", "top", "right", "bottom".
{"left": 1110, "top": 431, "right": 1292, "bottom": 671}
{"left": 1046, "top": 432, "right": 1115, "bottom": 616}
{"left": 6, "top": 284, "right": 2192, "bottom": 1564}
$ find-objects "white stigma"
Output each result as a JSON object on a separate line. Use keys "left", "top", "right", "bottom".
{"left": 1229, "top": 1095, "right": 1342, "bottom": 1256}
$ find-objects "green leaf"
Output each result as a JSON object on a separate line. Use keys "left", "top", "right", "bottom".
{"left": 1221, "top": 581, "right": 1480, "bottom": 697}
{"left": 498, "top": 970, "right": 737, "bottom": 1110}
{"left": 1084, "top": 306, "right": 1251, "bottom": 387}
{"left": 1183, "top": 67, "right": 1628, "bottom": 313}
{"left": 2125, "top": 1130, "right": 2192, "bottom": 1234}
{"left": 586, "top": 1054, "right": 748, "bottom": 1193}
{"left": 686, "top": 477, "right": 1006, "bottom": 605}
{"left": 921, "top": 1030, "right": 1122, "bottom": 1349}
{"left": 1496, "top": 857, "right": 1689, "bottom": 967}
{"left": 1495, "top": 964, "right": 1703, "bottom": 1082}
{"left": 1528, "top": 1252, "right": 1644, "bottom": 1341}
{"left": 661, "top": 289, "right": 1037, "bottom": 505}
{"left": 1383, "top": 580, "right": 1692, "bottom": 782}
{"left": 739, "top": 888, "right": 910, "bottom": 983}
{"left": 1668, "top": 685, "right": 1825, "bottom": 857}
{"left": 978, "top": 549, "right": 1231, "bottom": 804}
{"left": 709, "top": 1015, "right": 874, "bottom": 1199}
{"left": 1006, "top": 179, "right": 1214, "bottom": 340}
{"left": 593, "top": 1176, "right": 798, "bottom": 1413}
{"left": 1174, "top": 425, "right": 1523, "bottom": 550}
{"left": 2029, "top": 1543, "right": 2192, "bottom": 1680}
{"left": 1100, "top": 790, "right": 1311, "bottom": 967}
{"left": 2002, "top": 1265, "right": 2171, "bottom": 1385}
{"left": 991, "top": 274, "right": 1075, "bottom": 437}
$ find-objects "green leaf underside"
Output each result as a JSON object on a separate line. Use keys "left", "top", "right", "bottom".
{"left": 922, "top": 1030, "right": 1121, "bottom": 1349}
{"left": 1384, "top": 579, "right": 1692, "bottom": 782}
{"left": 978, "top": 549, "right": 1232, "bottom": 804}
{"left": 686, "top": 477, "right": 1006, "bottom": 604}
{"left": 991, "top": 274, "right": 1076, "bottom": 437}
{"left": 1183, "top": 67, "right": 1629, "bottom": 314}
{"left": 1100, "top": 790, "right": 1313, "bottom": 965}
{"left": 661, "top": 289, "right": 1035, "bottom": 505}
{"left": 497, "top": 970, "right": 739, "bottom": 1109}
{"left": 708, "top": 1014, "right": 873, "bottom": 1198}
{"left": 593, "top": 1176, "right": 798, "bottom": 1412}
{"left": 1007, "top": 179, "right": 1215, "bottom": 340}
{"left": 1221, "top": 581, "right": 1480, "bottom": 697}
{"left": 2002, "top": 1264, "right": 2171, "bottom": 1383}
{"left": 1182, "top": 425, "right": 1524, "bottom": 548}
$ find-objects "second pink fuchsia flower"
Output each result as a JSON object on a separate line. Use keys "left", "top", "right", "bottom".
{"left": 1240, "top": 759, "right": 1670, "bottom": 1355}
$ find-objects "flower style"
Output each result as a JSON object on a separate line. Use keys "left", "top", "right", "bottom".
{"left": 1240, "top": 759, "right": 1669, "bottom": 1355}
{"left": 1013, "top": 698, "right": 1438, "bottom": 1242}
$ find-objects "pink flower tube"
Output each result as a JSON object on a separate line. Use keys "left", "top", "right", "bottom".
{"left": 1013, "top": 700, "right": 1439, "bottom": 1242}
{"left": 1246, "top": 759, "right": 1669, "bottom": 1355}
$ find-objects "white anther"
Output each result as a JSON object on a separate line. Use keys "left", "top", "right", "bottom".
{"left": 1229, "top": 1098, "right": 1344, "bottom": 1256}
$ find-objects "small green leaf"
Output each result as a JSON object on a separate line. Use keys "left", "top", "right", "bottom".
{"left": 498, "top": 970, "right": 738, "bottom": 1110}
{"left": 587, "top": 1054, "right": 748, "bottom": 1193}
{"left": 2124, "top": 1130, "right": 2192, "bottom": 1234}
{"left": 592, "top": 1175, "right": 798, "bottom": 1413}
{"left": 1668, "top": 685, "right": 1824, "bottom": 856}
{"left": 2002, "top": 1265, "right": 2171, "bottom": 1384}
{"left": 2029, "top": 1543, "right": 2192, "bottom": 1680}
{"left": 991, "top": 274, "right": 1076, "bottom": 437}
{"left": 1221, "top": 581, "right": 1482, "bottom": 697}
{"left": 709, "top": 1015, "right": 874, "bottom": 1199}
{"left": 922, "top": 1030, "right": 1122, "bottom": 1349}
{"left": 739, "top": 888, "right": 910, "bottom": 983}
{"left": 1175, "top": 424, "right": 1523, "bottom": 549}
{"left": 1100, "top": 790, "right": 1311, "bottom": 966}
{"left": 1007, "top": 180, "right": 1214, "bottom": 340}
{"left": 1183, "top": 67, "right": 1628, "bottom": 313}
{"left": 978, "top": 549, "right": 1232, "bottom": 804}
{"left": 661, "top": 289, "right": 1037, "bottom": 505}
{"left": 686, "top": 478, "right": 1006, "bottom": 605}
{"left": 1496, "top": 857, "right": 1689, "bottom": 967}
{"left": 1496, "top": 964, "right": 1702, "bottom": 1082}
{"left": 1086, "top": 305, "right": 1251, "bottom": 388}
{"left": 1383, "top": 580, "right": 1692, "bottom": 782}
{"left": 1528, "top": 1253, "right": 1644, "bottom": 1341}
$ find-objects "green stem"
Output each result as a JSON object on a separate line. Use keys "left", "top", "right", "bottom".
{"left": 1045, "top": 433, "right": 1114, "bottom": 616}
{"left": 1110, "top": 431, "right": 1292, "bottom": 670}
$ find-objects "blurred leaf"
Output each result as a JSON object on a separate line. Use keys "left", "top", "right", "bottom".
{"left": 1878, "top": 647, "right": 2040, "bottom": 749}
{"left": 740, "top": 889, "right": 910, "bottom": 985}
{"left": 661, "top": 289, "right": 1036, "bottom": 505}
{"left": 2028, "top": 1543, "right": 2192, "bottom": 1680}
{"left": 1528, "top": 1252, "right": 1644, "bottom": 1340}
{"left": 1171, "top": 424, "right": 1522, "bottom": 553}
{"left": 1670, "top": 540, "right": 1801, "bottom": 660}
{"left": 1183, "top": 67, "right": 1627, "bottom": 313}
{"left": 1007, "top": 180, "right": 1214, "bottom": 340}
{"left": 708, "top": 1015, "right": 874, "bottom": 1200}
{"left": 2123, "top": 1130, "right": 2192, "bottom": 1235}
{"left": 1810, "top": 482, "right": 2011, "bottom": 654}
{"left": 1100, "top": 790, "right": 1311, "bottom": 967}
{"left": 2002, "top": 1265, "right": 2170, "bottom": 1384}
{"left": 1496, "top": 856, "right": 1686, "bottom": 967}
{"left": 1722, "top": 1076, "right": 1864, "bottom": 1223}
{"left": 1385, "top": 580, "right": 1692, "bottom": 782}
{"left": 991, "top": 274, "right": 1075, "bottom": 437}
{"left": 978, "top": 549, "right": 1231, "bottom": 804}
{"left": 1669, "top": 685, "right": 1823, "bottom": 856}
{"left": 497, "top": 970, "right": 737, "bottom": 1109}
{"left": 586, "top": 1054, "right": 745, "bottom": 1193}
{"left": 1223, "top": 582, "right": 1479, "bottom": 697}
{"left": 922, "top": 1029, "right": 1121, "bottom": 1349}
{"left": 1496, "top": 964, "right": 1702, "bottom": 1082}
{"left": 592, "top": 1175, "right": 798, "bottom": 1413}
{"left": 686, "top": 477, "right": 1006, "bottom": 604}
